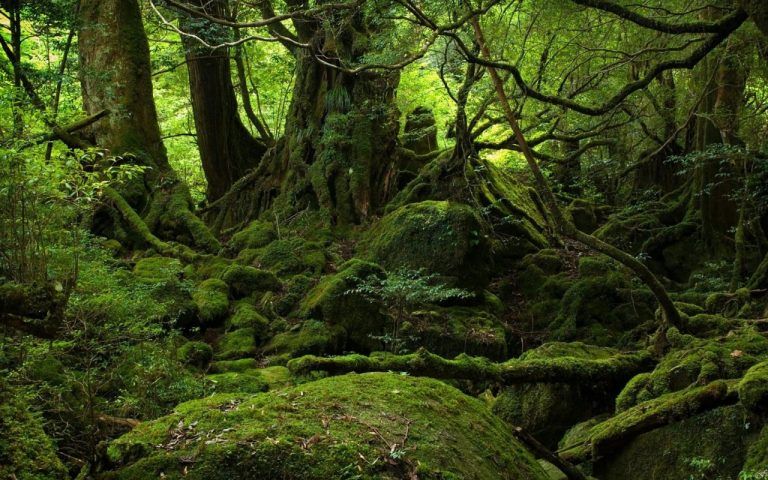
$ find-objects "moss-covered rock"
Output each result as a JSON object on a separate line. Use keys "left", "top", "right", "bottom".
{"left": 591, "top": 405, "right": 753, "bottom": 480}
{"left": 178, "top": 341, "right": 213, "bottom": 369}
{"left": 229, "top": 220, "right": 276, "bottom": 252}
{"left": 104, "top": 373, "right": 548, "bottom": 479}
{"left": 215, "top": 328, "right": 257, "bottom": 360}
{"left": 616, "top": 328, "right": 768, "bottom": 411}
{"left": 133, "top": 256, "right": 183, "bottom": 283}
{"left": 242, "top": 237, "right": 328, "bottom": 277}
{"left": 360, "top": 200, "right": 492, "bottom": 291}
{"left": 738, "top": 359, "right": 768, "bottom": 415}
{"left": 300, "top": 259, "right": 387, "bottom": 351}
{"left": 220, "top": 265, "right": 280, "bottom": 299}
{"left": 492, "top": 342, "right": 622, "bottom": 448}
{"left": 0, "top": 381, "right": 68, "bottom": 480}
{"left": 263, "top": 320, "right": 343, "bottom": 361}
{"left": 206, "top": 370, "right": 269, "bottom": 394}
{"left": 192, "top": 278, "right": 230, "bottom": 326}
{"left": 225, "top": 302, "right": 269, "bottom": 336}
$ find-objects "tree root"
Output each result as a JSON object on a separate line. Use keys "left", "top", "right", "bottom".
{"left": 287, "top": 347, "right": 654, "bottom": 385}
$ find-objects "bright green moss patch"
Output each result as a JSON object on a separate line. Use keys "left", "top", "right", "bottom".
{"left": 229, "top": 220, "right": 276, "bottom": 252}
{"left": 215, "top": 328, "right": 257, "bottom": 360}
{"left": 192, "top": 278, "right": 230, "bottom": 325}
{"left": 616, "top": 328, "right": 768, "bottom": 411}
{"left": 0, "top": 381, "right": 68, "bottom": 480}
{"left": 220, "top": 264, "right": 280, "bottom": 298}
{"left": 738, "top": 359, "right": 768, "bottom": 414}
{"left": 206, "top": 370, "right": 269, "bottom": 394}
{"left": 133, "top": 256, "right": 183, "bottom": 283}
{"left": 104, "top": 373, "right": 548, "bottom": 479}
{"left": 359, "top": 200, "right": 492, "bottom": 291}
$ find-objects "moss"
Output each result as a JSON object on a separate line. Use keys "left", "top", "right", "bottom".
{"left": 245, "top": 237, "right": 328, "bottom": 277}
{"left": 229, "top": 220, "right": 276, "bottom": 252}
{"left": 192, "top": 278, "right": 230, "bottom": 326}
{"left": 742, "top": 424, "right": 768, "bottom": 478}
{"left": 300, "top": 259, "right": 387, "bottom": 351}
{"left": 615, "top": 328, "right": 768, "bottom": 411}
{"left": 493, "top": 342, "right": 622, "bottom": 448}
{"left": 209, "top": 358, "right": 260, "bottom": 373}
{"left": 104, "top": 373, "right": 548, "bottom": 479}
{"left": 359, "top": 200, "right": 492, "bottom": 290}
{"left": 0, "top": 381, "right": 68, "bottom": 480}
{"left": 592, "top": 404, "right": 751, "bottom": 480}
{"left": 215, "top": 328, "right": 257, "bottom": 360}
{"left": 220, "top": 265, "right": 280, "bottom": 299}
{"left": 206, "top": 370, "right": 269, "bottom": 394}
{"left": 263, "top": 320, "right": 342, "bottom": 360}
{"left": 226, "top": 302, "right": 269, "bottom": 336}
{"left": 133, "top": 256, "right": 183, "bottom": 283}
{"left": 178, "top": 341, "right": 213, "bottom": 369}
{"left": 738, "top": 360, "right": 768, "bottom": 414}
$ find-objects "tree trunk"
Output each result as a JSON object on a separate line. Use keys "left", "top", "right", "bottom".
{"left": 273, "top": 12, "right": 401, "bottom": 226}
{"left": 179, "top": 0, "right": 267, "bottom": 202}
{"left": 79, "top": 0, "right": 219, "bottom": 252}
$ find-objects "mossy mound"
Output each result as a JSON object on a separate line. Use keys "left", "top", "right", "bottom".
{"left": 492, "top": 342, "right": 622, "bottom": 448}
{"left": 229, "top": 220, "right": 276, "bottom": 252}
{"left": 360, "top": 201, "right": 492, "bottom": 291}
{"left": 616, "top": 328, "right": 768, "bottom": 411}
{"left": 591, "top": 405, "right": 753, "bottom": 480}
{"left": 206, "top": 370, "right": 269, "bottom": 394}
{"left": 220, "top": 264, "right": 280, "bottom": 299}
{"left": 215, "top": 328, "right": 257, "bottom": 360}
{"left": 133, "top": 256, "right": 183, "bottom": 283}
{"left": 738, "top": 359, "right": 768, "bottom": 414}
{"left": 192, "top": 278, "right": 230, "bottom": 326}
{"left": 0, "top": 381, "right": 68, "bottom": 480}
{"left": 177, "top": 341, "right": 213, "bottom": 369}
{"left": 240, "top": 237, "right": 328, "bottom": 277}
{"left": 405, "top": 305, "right": 507, "bottom": 360}
{"left": 104, "top": 373, "right": 548, "bottom": 480}
{"left": 300, "top": 259, "right": 387, "bottom": 351}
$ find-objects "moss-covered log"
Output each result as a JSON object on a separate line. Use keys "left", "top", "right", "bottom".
{"left": 287, "top": 347, "right": 654, "bottom": 385}
{"left": 559, "top": 380, "right": 738, "bottom": 464}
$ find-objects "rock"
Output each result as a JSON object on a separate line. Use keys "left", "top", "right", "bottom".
{"left": 104, "top": 373, "right": 549, "bottom": 479}
{"left": 360, "top": 200, "right": 492, "bottom": 291}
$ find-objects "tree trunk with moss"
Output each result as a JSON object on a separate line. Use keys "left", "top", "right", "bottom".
{"left": 78, "top": 0, "right": 219, "bottom": 252}
{"left": 179, "top": 0, "right": 268, "bottom": 202}
{"left": 269, "top": 12, "right": 401, "bottom": 226}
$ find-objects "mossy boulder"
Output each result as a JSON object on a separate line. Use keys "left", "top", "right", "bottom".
{"left": 220, "top": 265, "right": 280, "bottom": 299}
{"left": 738, "top": 359, "right": 768, "bottom": 414}
{"left": 300, "top": 259, "right": 387, "bottom": 351}
{"left": 229, "top": 220, "right": 276, "bottom": 252}
{"left": 616, "top": 328, "right": 768, "bottom": 411}
{"left": 192, "top": 278, "right": 230, "bottom": 326}
{"left": 360, "top": 201, "right": 492, "bottom": 290}
{"left": 0, "top": 381, "right": 68, "bottom": 480}
{"left": 590, "top": 405, "right": 753, "bottom": 480}
{"left": 206, "top": 370, "right": 269, "bottom": 394}
{"left": 133, "top": 256, "right": 183, "bottom": 283}
{"left": 177, "top": 341, "right": 213, "bottom": 369}
{"left": 104, "top": 373, "right": 548, "bottom": 479}
{"left": 241, "top": 237, "right": 328, "bottom": 277}
{"left": 215, "top": 328, "right": 257, "bottom": 360}
{"left": 493, "top": 342, "right": 623, "bottom": 448}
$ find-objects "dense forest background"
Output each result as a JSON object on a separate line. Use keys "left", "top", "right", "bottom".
{"left": 2, "top": 0, "right": 768, "bottom": 479}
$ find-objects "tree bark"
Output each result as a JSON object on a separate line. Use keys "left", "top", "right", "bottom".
{"left": 178, "top": 0, "right": 268, "bottom": 201}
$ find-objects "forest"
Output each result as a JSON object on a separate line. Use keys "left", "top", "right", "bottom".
{"left": 1, "top": 0, "right": 768, "bottom": 478}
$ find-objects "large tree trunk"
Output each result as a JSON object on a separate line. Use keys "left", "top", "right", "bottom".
{"left": 179, "top": 0, "right": 267, "bottom": 202}
{"left": 271, "top": 11, "right": 400, "bottom": 226}
{"left": 79, "top": 0, "right": 219, "bottom": 252}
